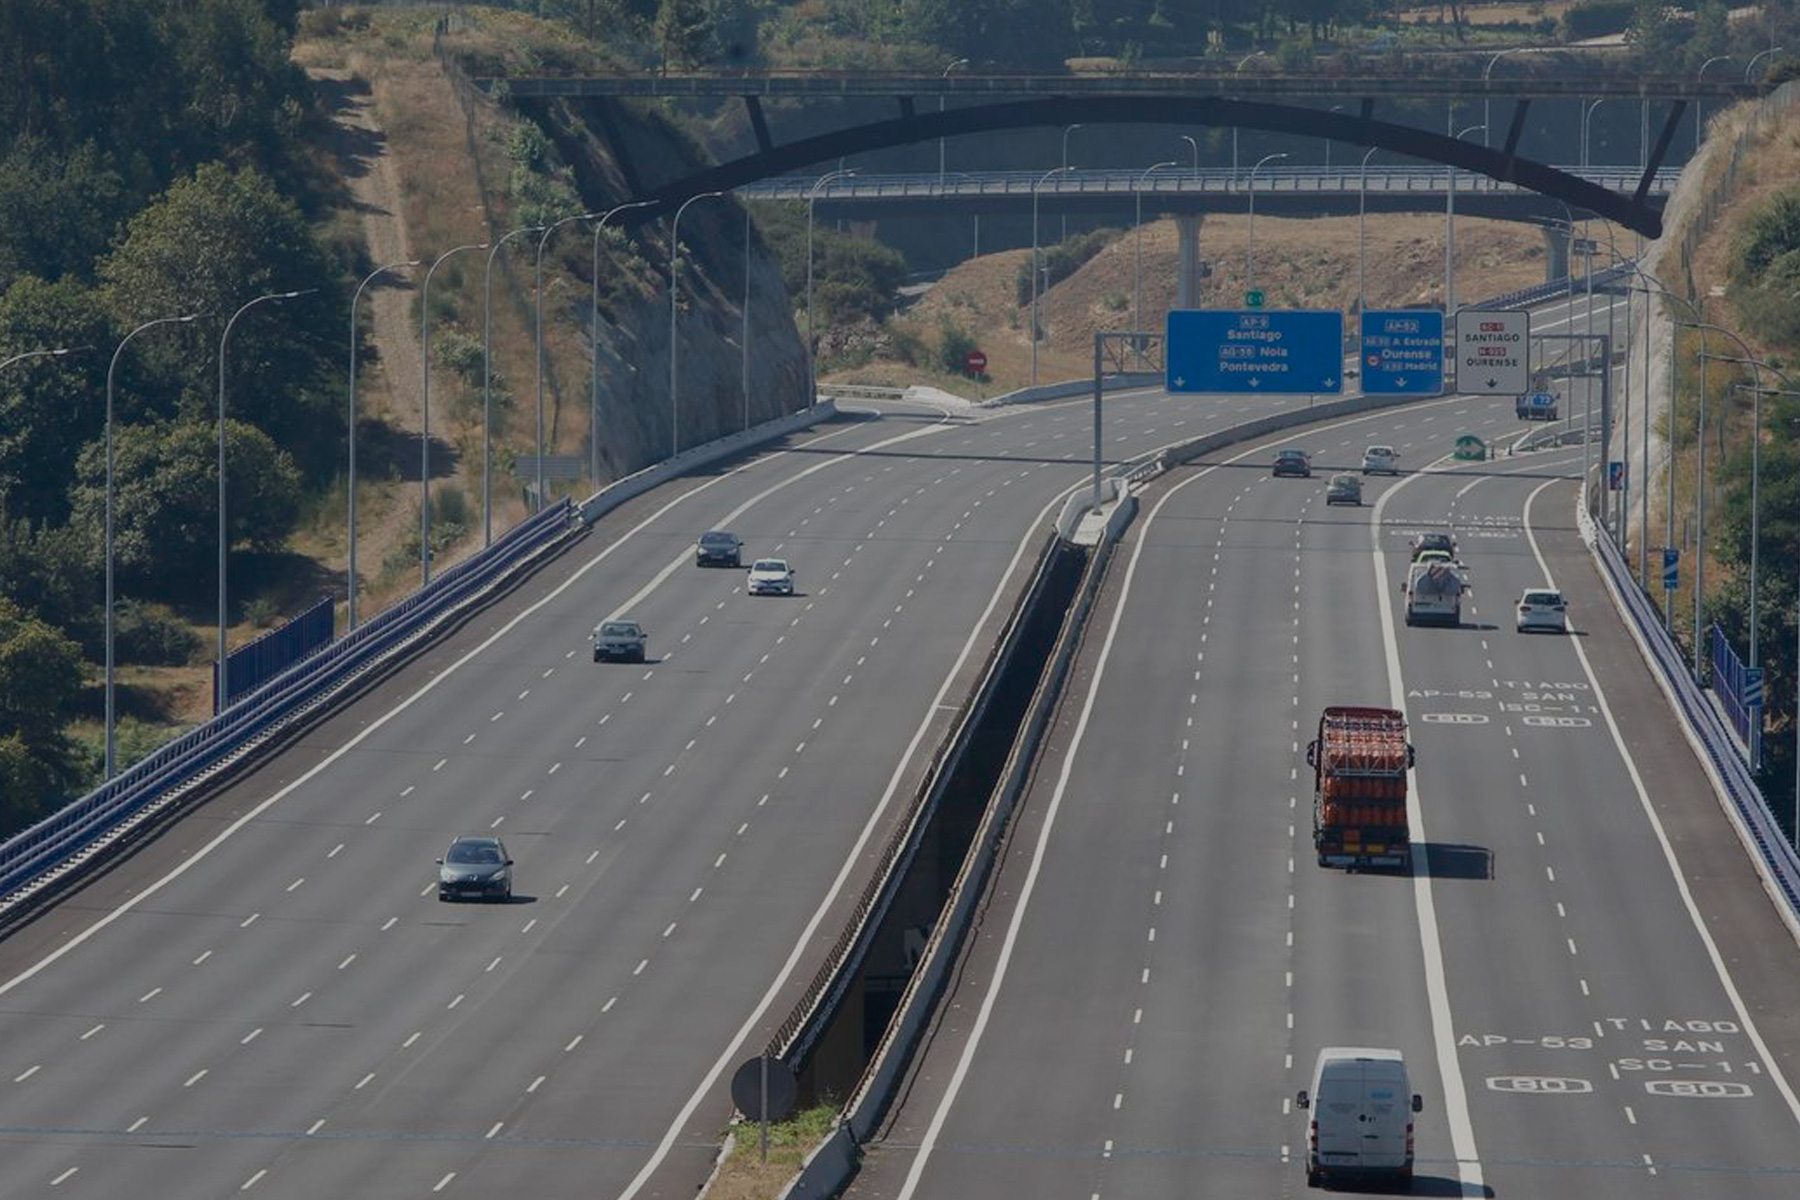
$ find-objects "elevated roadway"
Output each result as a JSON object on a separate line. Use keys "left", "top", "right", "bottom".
{"left": 847, "top": 335, "right": 1800, "bottom": 1197}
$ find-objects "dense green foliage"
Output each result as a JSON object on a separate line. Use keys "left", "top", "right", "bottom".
{"left": 0, "top": 0, "right": 338, "bottom": 830}
{"left": 751, "top": 201, "right": 909, "bottom": 326}
{"left": 1014, "top": 227, "right": 1124, "bottom": 306}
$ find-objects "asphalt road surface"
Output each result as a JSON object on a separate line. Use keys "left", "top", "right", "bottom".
{"left": 849, "top": 386, "right": 1800, "bottom": 1199}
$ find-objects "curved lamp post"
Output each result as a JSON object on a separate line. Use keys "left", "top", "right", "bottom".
{"left": 589, "top": 201, "right": 657, "bottom": 487}
{"left": 1134, "top": 161, "right": 1178, "bottom": 353}
{"left": 421, "top": 242, "right": 488, "bottom": 585}
{"left": 534, "top": 211, "right": 602, "bottom": 512}
{"left": 670, "top": 191, "right": 725, "bottom": 458}
{"left": 218, "top": 288, "right": 313, "bottom": 711}
{"left": 1030, "top": 164, "right": 1076, "bottom": 387}
{"left": 1059, "top": 124, "right": 1084, "bottom": 242}
{"left": 481, "top": 224, "right": 546, "bottom": 545}
{"left": 1696, "top": 55, "right": 1734, "bottom": 148}
{"left": 1180, "top": 134, "right": 1200, "bottom": 179}
{"left": 0, "top": 347, "right": 79, "bottom": 372}
{"left": 1581, "top": 98, "right": 1607, "bottom": 169}
{"left": 1358, "top": 147, "right": 1380, "bottom": 316}
{"left": 1231, "top": 51, "right": 1268, "bottom": 184}
{"left": 1445, "top": 124, "right": 1485, "bottom": 321}
{"left": 805, "top": 170, "right": 856, "bottom": 408}
{"left": 105, "top": 311, "right": 204, "bottom": 776}
{"left": 1746, "top": 46, "right": 1784, "bottom": 82}
{"left": 348, "top": 260, "right": 417, "bottom": 630}
{"left": 938, "top": 58, "right": 969, "bottom": 183}
{"left": 1246, "top": 152, "right": 1288, "bottom": 296}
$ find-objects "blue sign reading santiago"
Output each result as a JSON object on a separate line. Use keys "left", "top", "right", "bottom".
{"left": 1360, "top": 310, "right": 1444, "bottom": 396}
{"left": 1165, "top": 309, "right": 1344, "bottom": 395}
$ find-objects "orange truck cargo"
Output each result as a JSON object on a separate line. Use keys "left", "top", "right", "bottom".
{"left": 1307, "top": 706, "right": 1414, "bottom": 869}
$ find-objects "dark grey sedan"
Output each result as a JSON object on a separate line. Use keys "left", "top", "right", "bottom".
{"left": 437, "top": 836, "right": 513, "bottom": 902}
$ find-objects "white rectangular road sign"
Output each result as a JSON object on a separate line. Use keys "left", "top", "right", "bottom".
{"left": 1455, "top": 309, "right": 1531, "bottom": 396}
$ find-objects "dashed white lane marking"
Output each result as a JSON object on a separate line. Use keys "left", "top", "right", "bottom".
{"left": 240, "top": 1169, "right": 267, "bottom": 1191}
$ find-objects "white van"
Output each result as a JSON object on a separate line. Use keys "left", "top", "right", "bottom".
{"left": 1296, "top": 1047, "right": 1422, "bottom": 1189}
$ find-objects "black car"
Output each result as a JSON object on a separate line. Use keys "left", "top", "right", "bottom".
{"left": 437, "top": 836, "right": 513, "bottom": 902}
{"left": 695, "top": 530, "right": 743, "bottom": 567}
{"left": 1273, "top": 449, "right": 1312, "bottom": 478}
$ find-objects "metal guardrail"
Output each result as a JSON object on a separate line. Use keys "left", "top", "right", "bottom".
{"left": 1709, "top": 624, "right": 1761, "bottom": 759}
{"left": 741, "top": 166, "right": 1679, "bottom": 202}
{"left": 0, "top": 501, "right": 576, "bottom": 908}
{"left": 1581, "top": 500, "right": 1800, "bottom": 927}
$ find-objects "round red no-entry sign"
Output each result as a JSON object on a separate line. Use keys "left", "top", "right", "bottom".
{"left": 965, "top": 349, "right": 988, "bottom": 374}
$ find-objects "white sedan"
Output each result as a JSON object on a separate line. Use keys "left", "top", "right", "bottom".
{"left": 1362, "top": 444, "right": 1400, "bottom": 475}
{"left": 1515, "top": 588, "right": 1568, "bottom": 633}
{"left": 746, "top": 558, "right": 796, "bottom": 596}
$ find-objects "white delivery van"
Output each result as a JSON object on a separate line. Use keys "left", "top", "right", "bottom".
{"left": 1402, "top": 560, "right": 1465, "bottom": 627}
{"left": 1297, "top": 1047, "right": 1422, "bottom": 1190}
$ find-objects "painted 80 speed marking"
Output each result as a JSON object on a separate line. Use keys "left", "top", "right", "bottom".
{"left": 1487, "top": 1076, "right": 1593, "bottom": 1095}
{"left": 1644, "top": 1080, "right": 1756, "bottom": 1099}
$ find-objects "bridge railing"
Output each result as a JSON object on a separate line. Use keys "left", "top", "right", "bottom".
{"left": 739, "top": 165, "right": 1679, "bottom": 199}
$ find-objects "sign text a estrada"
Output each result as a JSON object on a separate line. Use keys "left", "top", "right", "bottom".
{"left": 1454, "top": 308, "right": 1530, "bottom": 396}
{"left": 1164, "top": 309, "right": 1344, "bottom": 395}
{"left": 1361, "top": 310, "right": 1444, "bottom": 397}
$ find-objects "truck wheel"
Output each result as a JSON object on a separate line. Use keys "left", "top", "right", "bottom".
{"left": 1306, "top": 1168, "right": 1323, "bottom": 1188}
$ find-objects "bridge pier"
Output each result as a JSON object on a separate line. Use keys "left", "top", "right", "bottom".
{"left": 1542, "top": 223, "right": 1571, "bottom": 286}
{"left": 1176, "top": 214, "right": 1204, "bottom": 308}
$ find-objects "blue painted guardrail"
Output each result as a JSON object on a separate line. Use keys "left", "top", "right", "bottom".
{"left": 1584, "top": 505, "right": 1800, "bottom": 923}
{"left": 1709, "top": 623, "right": 1762, "bottom": 762}
{"left": 0, "top": 500, "right": 575, "bottom": 903}
{"left": 214, "top": 595, "right": 335, "bottom": 713}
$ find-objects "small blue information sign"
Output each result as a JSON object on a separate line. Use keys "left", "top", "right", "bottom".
{"left": 1662, "top": 548, "right": 1679, "bottom": 591}
{"left": 1745, "top": 667, "right": 1764, "bottom": 708}
{"left": 1165, "top": 309, "right": 1344, "bottom": 395}
{"left": 1608, "top": 461, "right": 1626, "bottom": 491}
{"left": 1359, "top": 310, "right": 1444, "bottom": 396}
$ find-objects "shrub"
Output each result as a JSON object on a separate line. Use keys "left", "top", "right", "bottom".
{"left": 937, "top": 316, "right": 979, "bottom": 376}
{"left": 1560, "top": 0, "right": 1634, "bottom": 40}
{"left": 242, "top": 596, "right": 280, "bottom": 629}
{"left": 1016, "top": 228, "right": 1124, "bottom": 306}
{"left": 113, "top": 599, "right": 200, "bottom": 666}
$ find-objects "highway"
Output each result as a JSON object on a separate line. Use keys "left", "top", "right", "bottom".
{"left": 0, "top": 289, "right": 1651, "bottom": 1198}
{"left": 848, "top": 385, "right": 1800, "bottom": 1197}
{"left": 0, "top": 362, "right": 1408, "bottom": 1197}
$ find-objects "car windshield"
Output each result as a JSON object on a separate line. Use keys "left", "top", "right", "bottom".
{"left": 447, "top": 841, "right": 502, "bottom": 865}
{"left": 752, "top": 560, "right": 786, "bottom": 572}
{"left": 600, "top": 622, "right": 639, "bottom": 637}
{"left": 700, "top": 532, "right": 735, "bottom": 545}
{"left": 1277, "top": 450, "right": 1305, "bottom": 460}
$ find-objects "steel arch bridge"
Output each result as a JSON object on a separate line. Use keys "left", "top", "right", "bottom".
{"left": 495, "top": 86, "right": 1691, "bottom": 237}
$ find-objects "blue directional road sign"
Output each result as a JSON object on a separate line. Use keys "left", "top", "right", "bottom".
{"left": 1359, "top": 310, "right": 1444, "bottom": 396}
{"left": 1166, "top": 309, "right": 1344, "bottom": 395}
{"left": 1662, "top": 548, "right": 1679, "bottom": 591}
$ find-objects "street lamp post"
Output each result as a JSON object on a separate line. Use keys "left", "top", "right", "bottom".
{"left": 218, "top": 288, "right": 311, "bottom": 711}
{"left": 421, "top": 242, "right": 488, "bottom": 586}
{"left": 1696, "top": 56, "right": 1734, "bottom": 148}
{"left": 1231, "top": 51, "right": 1268, "bottom": 184}
{"left": 1483, "top": 48, "right": 1541, "bottom": 148}
{"left": 1358, "top": 147, "right": 1379, "bottom": 316}
{"left": 670, "top": 191, "right": 725, "bottom": 458}
{"left": 587, "top": 201, "right": 657, "bottom": 493}
{"left": 348, "top": 261, "right": 417, "bottom": 630}
{"left": 1324, "top": 105, "right": 1344, "bottom": 169}
{"left": 1246, "top": 152, "right": 1289, "bottom": 296}
{"left": 0, "top": 347, "right": 78, "bottom": 372}
{"left": 938, "top": 58, "right": 968, "bottom": 183}
{"left": 1180, "top": 134, "right": 1199, "bottom": 178}
{"left": 535, "top": 210, "right": 601, "bottom": 512}
{"left": 1581, "top": 98, "right": 1606, "bottom": 169}
{"left": 1746, "top": 46, "right": 1785, "bottom": 82}
{"left": 742, "top": 205, "right": 752, "bottom": 433}
{"left": 805, "top": 169, "right": 856, "bottom": 409}
{"left": 1030, "top": 164, "right": 1076, "bottom": 388}
{"left": 1446, "top": 124, "right": 1485, "bottom": 322}
{"left": 482, "top": 224, "right": 545, "bottom": 546}
{"left": 1059, "top": 124, "right": 1084, "bottom": 243}
{"left": 105, "top": 312, "right": 204, "bottom": 776}
{"left": 1134, "top": 161, "right": 1178, "bottom": 354}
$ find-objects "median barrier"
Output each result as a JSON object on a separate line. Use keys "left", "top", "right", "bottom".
{"left": 979, "top": 370, "right": 1163, "bottom": 408}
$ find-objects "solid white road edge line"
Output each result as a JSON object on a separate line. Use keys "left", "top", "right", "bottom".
{"left": 0, "top": 410, "right": 929, "bottom": 1002}
{"left": 1370, "top": 450, "right": 1486, "bottom": 1194}
{"left": 890, "top": 390, "right": 1512, "bottom": 1200}
{"left": 1520, "top": 480, "right": 1800, "bottom": 1131}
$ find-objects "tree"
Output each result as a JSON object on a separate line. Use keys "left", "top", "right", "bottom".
{"left": 0, "top": 138, "right": 131, "bottom": 291}
{"left": 98, "top": 162, "right": 345, "bottom": 476}
{"left": 67, "top": 418, "right": 301, "bottom": 597}
{"left": 0, "top": 595, "right": 85, "bottom": 834}
{"left": 0, "top": 510, "right": 99, "bottom": 652}
{"left": 0, "top": 274, "right": 114, "bottom": 523}
{"left": 655, "top": 0, "right": 715, "bottom": 69}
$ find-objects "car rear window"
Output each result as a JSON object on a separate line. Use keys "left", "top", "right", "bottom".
{"left": 753, "top": 560, "right": 785, "bottom": 571}
{"left": 1523, "top": 591, "right": 1562, "bottom": 605}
